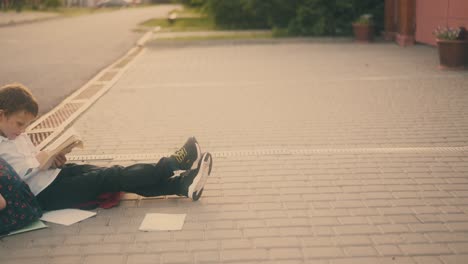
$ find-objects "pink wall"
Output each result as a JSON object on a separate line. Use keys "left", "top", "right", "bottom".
{"left": 415, "top": 0, "right": 468, "bottom": 46}
{"left": 447, "top": 0, "right": 468, "bottom": 29}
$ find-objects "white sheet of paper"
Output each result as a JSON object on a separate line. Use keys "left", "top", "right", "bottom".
{"left": 139, "top": 213, "right": 186, "bottom": 231}
{"left": 41, "top": 209, "right": 96, "bottom": 226}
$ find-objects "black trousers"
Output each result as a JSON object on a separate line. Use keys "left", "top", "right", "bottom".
{"left": 36, "top": 157, "right": 182, "bottom": 210}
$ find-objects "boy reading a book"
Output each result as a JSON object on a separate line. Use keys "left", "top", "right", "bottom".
{"left": 0, "top": 83, "right": 213, "bottom": 211}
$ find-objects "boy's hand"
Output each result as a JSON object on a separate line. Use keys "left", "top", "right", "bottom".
{"left": 52, "top": 153, "right": 67, "bottom": 168}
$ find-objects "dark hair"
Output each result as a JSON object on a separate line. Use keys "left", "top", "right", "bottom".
{"left": 0, "top": 83, "right": 39, "bottom": 117}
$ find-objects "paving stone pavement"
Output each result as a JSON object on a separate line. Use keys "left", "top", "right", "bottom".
{"left": 1, "top": 40, "right": 468, "bottom": 264}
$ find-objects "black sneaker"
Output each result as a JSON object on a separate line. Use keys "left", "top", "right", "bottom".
{"left": 170, "top": 137, "right": 201, "bottom": 171}
{"left": 180, "top": 152, "right": 213, "bottom": 201}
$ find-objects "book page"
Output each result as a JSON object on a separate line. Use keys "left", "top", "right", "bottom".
{"left": 37, "top": 127, "right": 83, "bottom": 170}
{"left": 5, "top": 220, "right": 48, "bottom": 237}
{"left": 45, "top": 127, "right": 83, "bottom": 155}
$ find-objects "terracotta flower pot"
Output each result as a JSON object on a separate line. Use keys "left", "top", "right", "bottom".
{"left": 352, "top": 23, "right": 374, "bottom": 42}
{"left": 436, "top": 39, "right": 468, "bottom": 70}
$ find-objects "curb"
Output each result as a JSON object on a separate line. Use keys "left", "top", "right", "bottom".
{"left": 67, "top": 146, "right": 468, "bottom": 162}
{"left": 147, "top": 36, "right": 356, "bottom": 49}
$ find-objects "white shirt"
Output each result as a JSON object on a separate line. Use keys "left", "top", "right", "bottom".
{"left": 0, "top": 134, "right": 60, "bottom": 195}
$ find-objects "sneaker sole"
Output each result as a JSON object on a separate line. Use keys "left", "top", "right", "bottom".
{"left": 188, "top": 152, "right": 212, "bottom": 201}
{"left": 190, "top": 140, "right": 202, "bottom": 170}
{"left": 192, "top": 153, "right": 213, "bottom": 201}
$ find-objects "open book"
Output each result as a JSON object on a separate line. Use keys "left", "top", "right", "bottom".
{"left": 7, "top": 220, "right": 48, "bottom": 237}
{"left": 36, "top": 128, "right": 83, "bottom": 170}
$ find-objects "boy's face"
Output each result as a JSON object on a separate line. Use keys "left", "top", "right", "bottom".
{"left": 0, "top": 110, "right": 35, "bottom": 140}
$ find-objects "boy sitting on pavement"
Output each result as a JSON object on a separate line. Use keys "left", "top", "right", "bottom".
{"left": 0, "top": 82, "right": 213, "bottom": 212}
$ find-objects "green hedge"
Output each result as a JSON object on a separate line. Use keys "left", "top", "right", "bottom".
{"left": 182, "top": 0, "right": 384, "bottom": 36}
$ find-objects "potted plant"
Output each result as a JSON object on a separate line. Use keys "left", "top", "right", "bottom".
{"left": 433, "top": 26, "right": 468, "bottom": 70}
{"left": 352, "top": 14, "right": 374, "bottom": 42}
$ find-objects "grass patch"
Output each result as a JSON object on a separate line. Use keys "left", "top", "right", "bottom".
{"left": 141, "top": 16, "right": 216, "bottom": 32}
{"left": 140, "top": 7, "right": 216, "bottom": 32}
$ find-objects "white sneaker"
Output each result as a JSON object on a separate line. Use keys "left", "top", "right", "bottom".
{"left": 181, "top": 152, "right": 213, "bottom": 201}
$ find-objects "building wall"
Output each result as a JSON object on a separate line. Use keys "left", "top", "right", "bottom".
{"left": 416, "top": 0, "right": 468, "bottom": 46}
